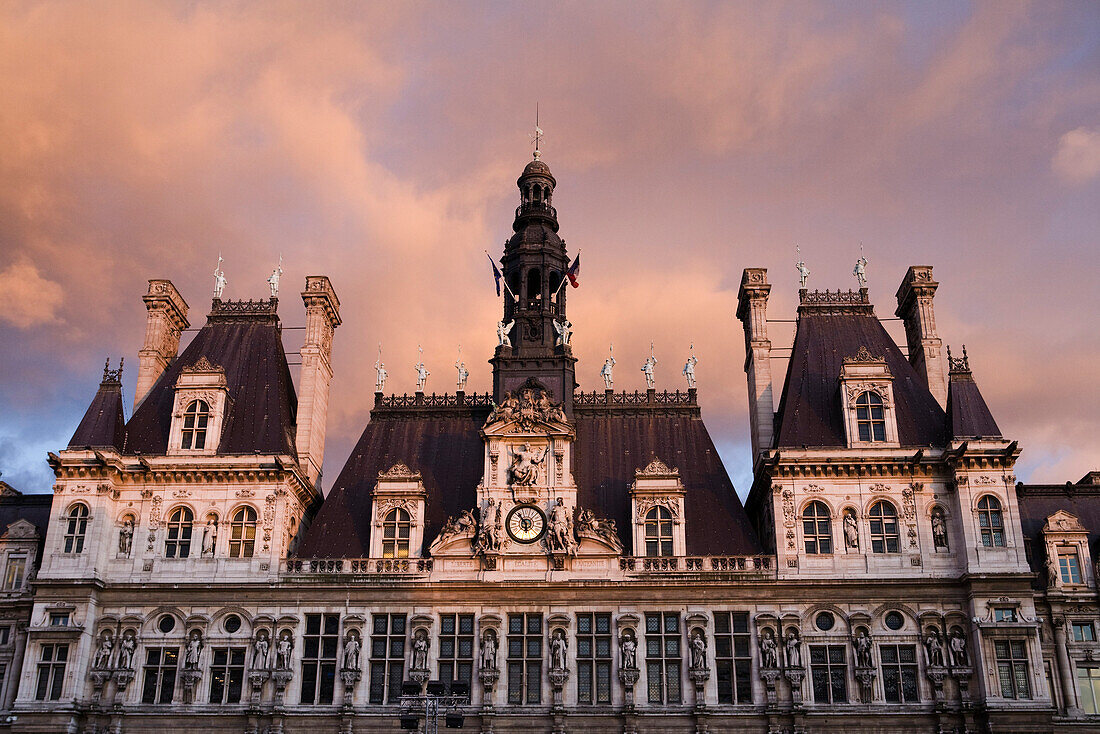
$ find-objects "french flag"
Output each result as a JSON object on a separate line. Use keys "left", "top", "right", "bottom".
{"left": 566, "top": 253, "right": 580, "bottom": 288}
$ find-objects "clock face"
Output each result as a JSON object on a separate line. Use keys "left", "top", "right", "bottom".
{"left": 507, "top": 505, "right": 546, "bottom": 543}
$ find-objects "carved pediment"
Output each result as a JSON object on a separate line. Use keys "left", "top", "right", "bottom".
{"left": 483, "top": 379, "right": 572, "bottom": 434}
{"left": 1043, "top": 510, "right": 1088, "bottom": 535}
{"left": 636, "top": 457, "right": 679, "bottom": 478}
{"left": 182, "top": 356, "right": 223, "bottom": 374}
{"left": 2, "top": 518, "right": 39, "bottom": 540}
{"left": 379, "top": 463, "right": 419, "bottom": 480}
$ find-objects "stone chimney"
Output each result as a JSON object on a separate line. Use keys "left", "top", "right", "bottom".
{"left": 895, "top": 266, "right": 947, "bottom": 409}
{"left": 295, "top": 276, "right": 341, "bottom": 487}
{"left": 736, "top": 269, "right": 774, "bottom": 464}
{"left": 135, "top": 280, "right": 189, "bottom": 409}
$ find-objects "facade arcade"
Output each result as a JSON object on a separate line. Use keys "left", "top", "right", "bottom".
{"left": 7, "top": 151, "right": 1099, "bottom": 734}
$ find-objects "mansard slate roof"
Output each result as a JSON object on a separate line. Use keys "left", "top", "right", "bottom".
{"left": 125, "top": 311, "right": 298, "bottom": 457}
{"left": 68, "top": 373, "right": 127, "bottom": 451}
{"left": 946, "top": 368, "right": 1001, "bottom": 440}
{"left": 0, "top": 485, "right": 52, "bottom": 552}
{"left": 773, "top": 304, "right": 946, "bottom": 449}
{"left": 1017, "top": 475, "right": 1100, "bottom": 588}
{"left": 296, "top": 402, "right": 759, "bottom": 558}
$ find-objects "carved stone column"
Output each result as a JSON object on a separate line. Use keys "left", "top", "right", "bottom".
{"left": 478, "top": 666, "right": 499, "bottom": 734}
{"left": 1053, "top": 617, "right": 1082, "bottom": 715}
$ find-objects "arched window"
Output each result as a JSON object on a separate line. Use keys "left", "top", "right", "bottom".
{"left": 63, "top": 504, "right": 89, "bottom": 554}
{"left": 229, "top": 506, "right": 257, "bottom": 558}
{"left": 526, "top": 268, "right": 542, "bottom": 302}
{"left": 868, "top": 501, "right": 900, "bottom": 554}
{"left": 165, "top": 507, "right": 194, "bottom": 558}
{"left": 977, "top": 496, "right": 1005, "bottom": 547}
{"left": 802, "top": 501, "right": 832, "bottom": 554}
{"left": 180, "top": 400, "right": 210, "bottom": 450}
{"left": 854, "top": 391, "right": 887, "bottom": 442}
{"left": 644, "top": 507, "right": 674, "bottom": 557}
{"left": 381, "top": 508, "right": 411, "bottom": 559}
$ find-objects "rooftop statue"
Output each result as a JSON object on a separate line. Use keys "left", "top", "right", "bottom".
{"left": 212, "top": 255, "right": 227, "bottom": 299}
{"left": 267, "top": 256, "right": 283, "bottom": 298}
{"left": 641, "top": 346, "right": 658, "bottom": 389}
{"left": 683, "top": 349, "right": 697, "bottom": 389}
{"left": 554, "top": 318, "right": 572, "bottom": 347}
{"left": 497, "top": 319, "right": 515, "bottom": 348}
{"left": 601, "top": 346, "right": 616, "bottom": 389}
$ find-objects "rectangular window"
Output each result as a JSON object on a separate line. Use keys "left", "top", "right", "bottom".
{"left": 301, "top": 613, "right": 339, "bottom": 705}
{"left": 3, "top": 555, "right": 26, "bottom": 590}
{"left": 0, "top": 625, "right": 11, "bottom": 646}
{"left": 810, "top": 645, "right": 848, "bottom": 704}
{"left": 34, "top": 643, "right": 68, "bottom": 701}
{"left": 645, "top": 612, "right": 681, "bottom": 705}
{"left": 368, "top": 613, "right": 406, "bottom": 705}
{"left": 994, "top": 639, "right": 1031, "bottom": 699}
{"left": 141, "top": 647, "right": 178, "bottom": 704}
{"left": 507, "top": 613, "right": 542, "bottom": 705}
{"left": 713, "top": 611, "right": 752, "bottom": 704}
{"left": 1073, "top": 622, "right": 1096, "bottom": 642}
{"left": 49, "top": 613, "right": 69, "bottom": 627}
{"left": 993, "top": 608, "right": 1017, "bottom": 623}
{"left": 880, "top": 644, "right": 919, "bottom": 703}
{"left": 1079, "top": 666, "right": 1100, "bottom": 715}
{"left": 1059, "top": 550, "right": 1082, "bottom": 585}
{"left": 209, "top": 647, "right": 246, "bottom": 704}
{"left": 576, "top": 612, "right": 612, "bottom": 705}
{"left": 438, "top": 613, "right": 475, "bottom": 688}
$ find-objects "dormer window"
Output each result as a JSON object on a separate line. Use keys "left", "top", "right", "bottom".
{"left": 381, "top": 508, "right": 411, "bottom": 558}
{"left": 839, "top": 347, "right": 899, "bottom": 448}
{"left": 180, "top": 400, "right": 210, "bottom": 450}
{"left": 977, "top": 496, "right": 1005, "bottom": 547}
{"left": 644, "top": 507, "right": 674, "bottom": 557}
{"left": 854, "top": 392, "right": 886, "bottom": 442}
{"left": 168, "top": 357, "right": 229, "bottom": 456}
{"left": 1059, "top": 548, "right": 1082, "bottom": 585}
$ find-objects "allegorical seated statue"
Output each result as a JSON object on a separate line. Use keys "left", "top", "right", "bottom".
{"left": 509, "top": 443, "right": 545, "bottom": 486}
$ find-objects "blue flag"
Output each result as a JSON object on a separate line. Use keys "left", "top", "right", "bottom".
{"left": 487, "top": 253, "right": 502, "bottom": 296}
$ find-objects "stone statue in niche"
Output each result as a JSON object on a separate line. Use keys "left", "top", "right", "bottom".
{"left": 689, "top": 630, "right": 707, "bottom": 670}
{"left": 1046, "top": 554, "right": 1061, "bottom": 588}
{"left": 759, "top": 629, "right": 778, "bottom": 669}
{"left": 118, "top": 518, "right": 134, "bottom": 555}
{"left": 619, "top": 632, "right": 637, "bottom": 670}
{"left": 843, "top": 509, "right": 859, "bottom": 550}
{"left": 275, "top": 631, "right": 293, "bottom": 670}
{"left": 855, "top": 630, "right": 873, "bottom": 668}
{"left": 931, "top": 509, "right": 948, "bottom": 549}
{"left": 252, "top": 631, "right": 270, "bottom": 669}
{"left": 342, "top": 633, "right": 360, "bottom": 670}
{"left": 550, "top": 629, "right": 568, "bottom": 671}
{"left": 93, "top": 632, "right": 114, "bottom": 670}
{"left": 202, "top": 519, "right": 217, "bottom": 557}
{"left": 497, "top": 319, "right": 515, "bottom": 348}
{"left": 949, "top": 629, "right": 969, "bottom": 666}
{"left": 923, "top": 628, "right": 944, "bottom": 667}
{"left": 185, "top": 630, "right": 203, "bottom": 670}
{"left": 118, "top": 631, "right": 137, "bottom": 669}
{"left": 509, "top": 443, "right": 545, "bottom": 487}
{"left": 784, "top": 629, "right": 802, "bottom": 668}
{"left": 412, "top": 631, "right": 429, "bottom": 671}
{"left": 480, "top": 630, "right": 498, "bottom": 671}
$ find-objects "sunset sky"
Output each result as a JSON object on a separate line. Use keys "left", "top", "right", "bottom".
{"left": 0, "top": 1, "right": 1097, "bottom": 495}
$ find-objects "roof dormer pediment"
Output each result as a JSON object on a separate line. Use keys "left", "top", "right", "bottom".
{"left": 1042, "top": 510, "right": 1088, "bottom": 536}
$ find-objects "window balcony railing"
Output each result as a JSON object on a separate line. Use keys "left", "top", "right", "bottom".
{"left": 282, "top": 558, "right": 434, "bottom": 575}
{"left": 618, "top": 555, "right": 773, "bottom": 574}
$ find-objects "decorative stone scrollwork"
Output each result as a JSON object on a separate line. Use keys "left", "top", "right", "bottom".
{"left": 845, "top": 383, "right": 892, "bottom": 406}
{"left": 844, "top": 345, "right": 882, "bottom": 364}
{"left": 781, "top": 489, "right": 795, "bottom": 526}
{"left": 379, "top": 463, "right": 417, "bottom": 479}
{"left": 637, "top": 457, "right": 677, "bottom": 477}
{"left": 635, "top": 496, "right": 680, "bottom": 520}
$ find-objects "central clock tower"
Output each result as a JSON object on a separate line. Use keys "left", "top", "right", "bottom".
{"left": 489, "top": 152, "right": 578, "bottom": 416}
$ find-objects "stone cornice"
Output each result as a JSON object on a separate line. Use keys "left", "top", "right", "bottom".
{"left": 51, "top": 450, "right": 317, "bottom": 506}
{"left": 761, "top": 448, "right": 948, "bottom": 479}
